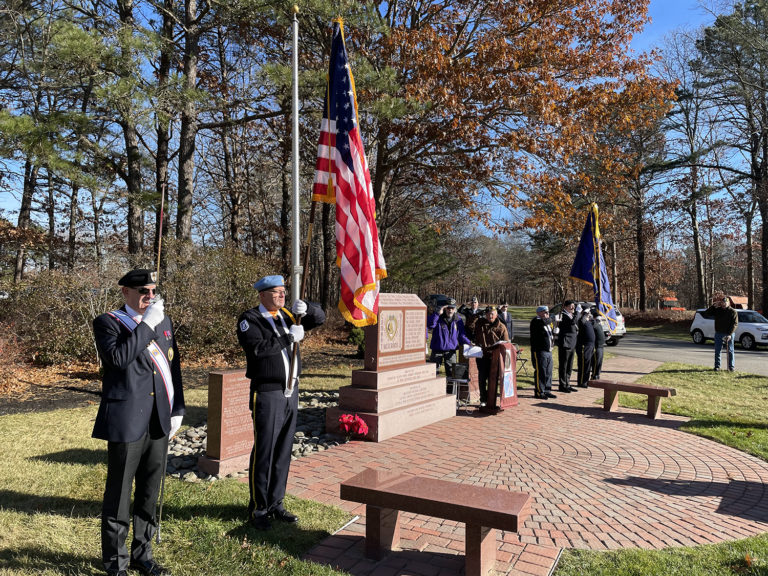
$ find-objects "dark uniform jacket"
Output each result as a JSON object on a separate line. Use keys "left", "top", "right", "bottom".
{"left": 593, "top": 319, "right": 607, "bottom": 348}
{"left": 557, "top": 312, "right": 578, "bottom": 349}
{"left": 92, "top": 308, "right": 185, "bottom": 443}
{"left": 530, "top": 317, "right": 554, "bottom": 352}
{"left": 237, "top": 303, "right": 326, "bottom": 397}
{"left": 577, "top": 315, "right": 596, "bottom": 346}
{"left": 473, "top": 318, "right": 509, "bottom": 356}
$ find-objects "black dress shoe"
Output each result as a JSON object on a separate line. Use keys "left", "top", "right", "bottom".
{"left": 567, "top": 386, "right": 578, "bottom": 392}
{"left": 129, "top": 560, "right": 171, "bottom": 576}
{"left": 558, "top": 387, "right": 571, "bottom": 393}
{"left": 249, "top": 514, "right": 272, "bottom": 530}
{"left": 578, "top": 383, "right": 589, "bottom": 388}
{"left": 545, "top": 393, "right": 557, "bottom": 399}
{"left": 270, "top": 508, "right": 299, "bottom": 523}
{"left": 534, "top": 394, "right": 547, "bottom": 399}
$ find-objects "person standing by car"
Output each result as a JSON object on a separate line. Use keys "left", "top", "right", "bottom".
{"left": 576, "top": 307, "right": 595, "bottom": 387}
{"left": 474, "top": 306, "right": 509, "bottom": 406}
{"left": 556, "top": 300, "right": 578, "bottom": 393}
{"left": 427, "top": 299, "right": 472, "bottom": 376}
{"left": 591, "top": 309, "right": 606, "bottom": 380}
{"left": 704, "top": 295, "right": 739, "bottom": 371}
{"left": 530, "top": 306, "right": 556, "bottom": 399}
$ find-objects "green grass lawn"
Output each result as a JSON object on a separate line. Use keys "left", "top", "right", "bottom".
{"left": 0, "top": 384, "right": 351, "bottom": 576}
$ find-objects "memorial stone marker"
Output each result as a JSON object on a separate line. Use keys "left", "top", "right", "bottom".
{"left": 198, "top": 370, "right": 253, "bottom": 476}
{"left": 326, "top": 293, "right": 456, "bottom": 442}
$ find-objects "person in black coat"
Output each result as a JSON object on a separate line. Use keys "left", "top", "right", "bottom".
{"left": 591, "top": 311, "right": 606, "bottom": 380}
{"left": 529, "top": 306, "right": 556, "bottom": 399}
{"left": 576, "top": 308, "right": 595, "bottom": 387}
{"left": 92, "top": 268, "right": 185, "bottom": 576}
{"left": 498, "top": 302, "right": 514, "bottom": 341}
{"left": 556, "top": 300, "right": 578, "bottom": 393}
{"left": 237, "top": 275, "right": 326, "bottom": 531}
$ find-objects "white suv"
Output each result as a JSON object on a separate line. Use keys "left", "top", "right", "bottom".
{"left": 689, "top": 309, "right": 768, "bottom": 350}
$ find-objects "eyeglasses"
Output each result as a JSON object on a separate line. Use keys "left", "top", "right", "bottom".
{"left": 267, "top": 290, "right": 286, "bottom": 296}
{"left": 135, "top": 287, "right": 157, "bottom": 295}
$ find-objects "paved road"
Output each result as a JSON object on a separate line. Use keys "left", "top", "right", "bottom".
{"left": 514, "top": 319, "right": 768, "bottom": 376}
{"left": 607, "top": 333, "right": 768, "bottom": 376}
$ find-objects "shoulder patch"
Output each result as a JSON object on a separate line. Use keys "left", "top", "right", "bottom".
{"left": 239, "top": 319, "right": 250, "bottom": 332}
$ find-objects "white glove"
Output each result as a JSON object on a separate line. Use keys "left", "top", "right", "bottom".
{"left": 169, "top": 415, "right": 183, "bottom": 438}
{"left": 142, "top": 299, "right": 165, "bottom": 329}
{"left": 289, "top": 324, "right": 305, "bottom": 342}
{"left": 292, "top": 299, "right": 307, "bottom": 315}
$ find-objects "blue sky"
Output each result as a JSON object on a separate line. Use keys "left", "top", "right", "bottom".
{"left": 632, "top": 0, "right": 714, "bottom": 52}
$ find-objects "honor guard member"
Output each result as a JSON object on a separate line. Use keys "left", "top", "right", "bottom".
{"left": 530, "top": 306, "right": 556, "bottom": 399}
{"left": 576, "top": 307, "right": 595, "bottom": 387}
{"left": 92, "top": 268, "right": 185, "bottom": 576}
{"left": 556, "top": 300, "right": 579, "bottom": 393}
{"left": 237, "top": 275, "right": 326, "bottom": 530}
{"left": 591, "top": 308, "right": 606, "bottom": 380}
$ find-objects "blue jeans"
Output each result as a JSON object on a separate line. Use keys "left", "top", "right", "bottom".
{"left": 714, "top": 332, "right": 735, "bottom": 371}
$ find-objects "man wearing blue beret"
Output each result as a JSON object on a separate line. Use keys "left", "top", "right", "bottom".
{"left": 237, "top": 275, "right": 326, "bottom": 530}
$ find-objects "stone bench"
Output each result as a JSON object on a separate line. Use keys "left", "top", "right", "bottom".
{"left": 588, "top": 379, "right": 676, "bottom": 419}
{"left": 340, "top": 468, "right": 531, "bottom": 576}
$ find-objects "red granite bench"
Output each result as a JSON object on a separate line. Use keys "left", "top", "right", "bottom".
{"left": 588, "top": 379, "right": 676, "bottom": 419}
{"left": 340, "top": 468, "right": 531, "bottom": 576}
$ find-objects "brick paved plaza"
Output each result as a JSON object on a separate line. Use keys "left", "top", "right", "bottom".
{"left": 288, "top": 357, "right": 768, "bottom": 575}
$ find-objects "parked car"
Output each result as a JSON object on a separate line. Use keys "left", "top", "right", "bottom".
{"left": 426, "top": 294, "right": 453, "bottom": 313}
{"left": 549, "top": 301, "right": 626, "bottom": 346}
{"left": 689, "top": 308, "right": 768, "bottom": 350}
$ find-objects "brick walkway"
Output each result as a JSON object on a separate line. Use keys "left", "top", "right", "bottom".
{"left": 288, "top": 356, "right": 768, "bottom": 575}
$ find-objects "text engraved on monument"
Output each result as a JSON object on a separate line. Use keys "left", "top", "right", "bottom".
{"left": 404, "top": 309, "right": 426, "bottom": 350}
{"left": 378, "top": 310, "right": 404, "bottom": 353}
{"left": 378, "top": 351, "right": 426, "bottom": 368}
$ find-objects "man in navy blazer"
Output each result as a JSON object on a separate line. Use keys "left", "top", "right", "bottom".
{"left": 92, "top": 269, "right": 185, "bottom": 576}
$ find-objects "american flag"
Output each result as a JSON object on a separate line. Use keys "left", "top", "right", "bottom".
{"left": 312, "top": 19, "right": 386, "bottom": 327}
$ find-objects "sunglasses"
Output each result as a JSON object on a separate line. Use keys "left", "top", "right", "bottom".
{"left": 135, "top": 287, "right": 158, "bottom": 295}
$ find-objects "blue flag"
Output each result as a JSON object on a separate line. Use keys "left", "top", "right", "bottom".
{"left": 570, "top": 204, "right": 618, "bottom": 332}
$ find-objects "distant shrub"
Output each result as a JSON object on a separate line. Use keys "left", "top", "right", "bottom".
{"left": 349, "top": 326, "right": 365, "bottom": 357}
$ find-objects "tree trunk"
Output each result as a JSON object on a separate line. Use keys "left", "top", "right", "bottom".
{"left": 176, "top": 0, "right": 200, "bottom": 245}
{"left": 47, "top": 172, "right": 55, "bottom": 270}
{"left": 68, "top": 183, "right": 78, "bottom": 269}
{"left": 155, "top": 0, "right": 174, "bottom": 270}
{"left": 14, "top": 160, "right": 38, "bottom": 283}
{"left": 746, "top": 212, "right": 754, "bottom": 310}
{"left": 321, "top": 201, "right": 335, "bottom": 311}
{"left": 635, "top": 198, "right": 646, "bottom": 311}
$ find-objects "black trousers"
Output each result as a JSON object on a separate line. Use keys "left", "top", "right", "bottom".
{"left": 558, "top": 346, "right": 575, "bottom": 389}
{"left": 477, "top": 356, "right": 492, "bottom": 403}
{"left": 532, "top": 350, "right": 552, "bottom": 397}
{"left": 102, "top": 430, "right": 168, "bottom": 573}
{"left": 429, "top": 349, "right": 457, "bottom": 375}
{"left": 248, "top": 388, "right": 298, "bottom": 518}
{"left": 592, "top": 346, "right": 604, "bottom": 379}
{"left": 577, "top": 343, "right": 594, "bottom": 386}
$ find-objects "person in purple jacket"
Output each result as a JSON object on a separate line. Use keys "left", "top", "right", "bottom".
{"left": 427, "top": 298, "right": 472, "bottom": 376}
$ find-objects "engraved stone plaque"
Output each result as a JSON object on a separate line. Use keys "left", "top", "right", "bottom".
{"left": 365, "top": 293, "right": 427, "bottom": 372}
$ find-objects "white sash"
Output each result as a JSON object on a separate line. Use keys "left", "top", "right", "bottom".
{"left": 108, "top": 309, "right": 175, "bottom": 409}
{"left": 258, "top": 304, "right": 298, "bottom": 396}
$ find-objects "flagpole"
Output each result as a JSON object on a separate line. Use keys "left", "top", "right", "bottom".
{"left": 288, "top": 4, "right": 307, "bottom": 388}
{"left": 291, "top": 4, "right": 301, "bottom": 302}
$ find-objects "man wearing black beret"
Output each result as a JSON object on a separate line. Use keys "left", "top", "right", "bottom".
{"left": 92, "top": 268, "right": 185, "bottom": 576}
